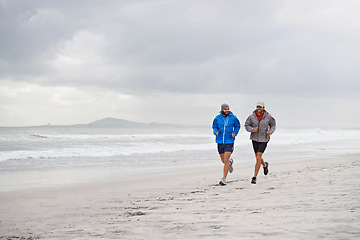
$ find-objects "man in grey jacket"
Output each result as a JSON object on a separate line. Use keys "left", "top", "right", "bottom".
{"left": 245, "top": 102, "right": 276, "bottom": 184}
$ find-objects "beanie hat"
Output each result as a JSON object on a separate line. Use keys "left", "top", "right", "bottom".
{"left": 221, "top": 103, "right": 229, "bottom": 111}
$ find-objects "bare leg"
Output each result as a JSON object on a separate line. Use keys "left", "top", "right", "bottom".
{"left": 222, "top": 152, "right": 232, "bottom": 179}
{"left": 219, "top": 153, "right": 225, "bottom": 163}
{"left": 253, "top": 152, "right": 266, "bottom": 178}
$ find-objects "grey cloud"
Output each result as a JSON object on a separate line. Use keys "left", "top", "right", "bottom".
{"left": 0, "top": 0, "right": 359, "bottom": 96}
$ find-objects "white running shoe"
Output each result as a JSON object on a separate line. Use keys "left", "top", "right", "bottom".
{"left": 229, "top": 158, "right": 234, "bottom": 173}
{"left": 219, "top": 178, "right": 227, "bottom": 186}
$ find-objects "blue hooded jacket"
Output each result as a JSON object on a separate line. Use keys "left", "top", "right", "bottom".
{"left": 212, "top": 111, "right": 241, "bottom": 144}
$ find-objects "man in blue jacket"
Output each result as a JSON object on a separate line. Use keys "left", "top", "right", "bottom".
{"left": 212, "top": 103, "right": 241, "bottom": 186}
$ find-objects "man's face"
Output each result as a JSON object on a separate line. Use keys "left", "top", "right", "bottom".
{"left": 256, "top": 105, "right": 264, "bottom": 113}
{"left": 222, "top": 107, "right": 230, "bottom": 116}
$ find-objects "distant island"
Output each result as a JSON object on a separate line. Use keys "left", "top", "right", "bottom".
{"left": 1, "top": 118, "right": 207, "bottom": 128}
{"left": 38, "top": 117, "right": 192, "bottom": 128}
{"left": 82, "top": 117, "right": 183, "bottom": 128}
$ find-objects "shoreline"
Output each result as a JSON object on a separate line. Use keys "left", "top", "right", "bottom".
{"left": 0, "top": 153, "right": 359, "bottom": 239}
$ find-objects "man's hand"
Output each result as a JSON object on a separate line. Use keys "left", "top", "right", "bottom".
{"left": 216, "top": 131, "right": 219, "bottom": 136}
{"left": 231, "top": 133, "right": 235, "bottom": 138}
{"left": 254, "top": 127, "right": 258, "bottom": 132}
{"left": 267, "top": 131, "right": 272, "bottom": 135}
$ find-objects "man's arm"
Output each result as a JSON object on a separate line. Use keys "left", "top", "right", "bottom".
{"left": 268, "top": 116, "right": 276, "bottom": 135}
{"left": 244, "top": 116, "right": 256, "bottom": 132}
{"left": 212, "top": 117, "right": 219, "bottom": 135}
{"left": 233, "top": 117, "right": 241, "bottom": 136}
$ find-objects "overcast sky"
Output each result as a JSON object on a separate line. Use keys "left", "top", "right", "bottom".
{"left": 1, "top": 0, "right": 359, "bottom": 128}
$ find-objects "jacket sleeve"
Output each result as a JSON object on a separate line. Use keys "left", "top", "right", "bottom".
{"left": 244, "top": 115, "right": 255, "bottom": 132}
{"left": 233, "top": 116, "right": 241, "bottom": 136}
{"left": 268, "top": 116, "right": 276, "bottom": 134}
{"left": 212, "top": 117, "right": 218, "bottom": 135}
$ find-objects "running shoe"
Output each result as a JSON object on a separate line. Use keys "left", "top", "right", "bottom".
{"left": 229, "top": 158, "right": 234, "bottom": 173}
{"left": 219, "top": 178, "right": 227, "bottom": 186}
{"left": 264, "top": 162, "right": 269, "bottom": 175}
{"left": 251, "top": 177, "right": 256, "bottom": 184}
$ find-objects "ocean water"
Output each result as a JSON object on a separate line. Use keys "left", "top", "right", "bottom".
{"left": 1, "top": 126, "right": 360, "bottom": 192}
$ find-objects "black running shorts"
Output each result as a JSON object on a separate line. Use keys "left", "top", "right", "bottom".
{"left": 252, "top": 140, "right": 267, "bottom": 153}
{"left": 217, "top": 143, "right": 234, "bottom": 154}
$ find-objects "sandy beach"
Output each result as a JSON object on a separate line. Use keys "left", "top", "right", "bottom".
{"left": 0, "top": 153, "right": 359, "bottom": 240}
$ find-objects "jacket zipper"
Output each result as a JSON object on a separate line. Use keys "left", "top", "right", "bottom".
{"left": 257, "top": 119, "right": 260, "bottom": 142}
{"left": 223, "top": 116, "right": 229, "bottom": 143}
{"left": 256, "top": 112, "right": 265, "bottom": 142}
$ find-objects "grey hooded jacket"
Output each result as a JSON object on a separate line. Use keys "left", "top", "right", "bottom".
{"left": 245, "top": 110, "right": 276, "bottom": 143}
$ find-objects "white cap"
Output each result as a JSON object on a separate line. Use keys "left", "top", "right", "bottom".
{"left": 256, "top": 102, "right": 265, "bottom": 108}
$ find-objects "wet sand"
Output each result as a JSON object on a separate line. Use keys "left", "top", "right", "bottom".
{"left": 0, "top": 153, "right": 359, "bottom": 239}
